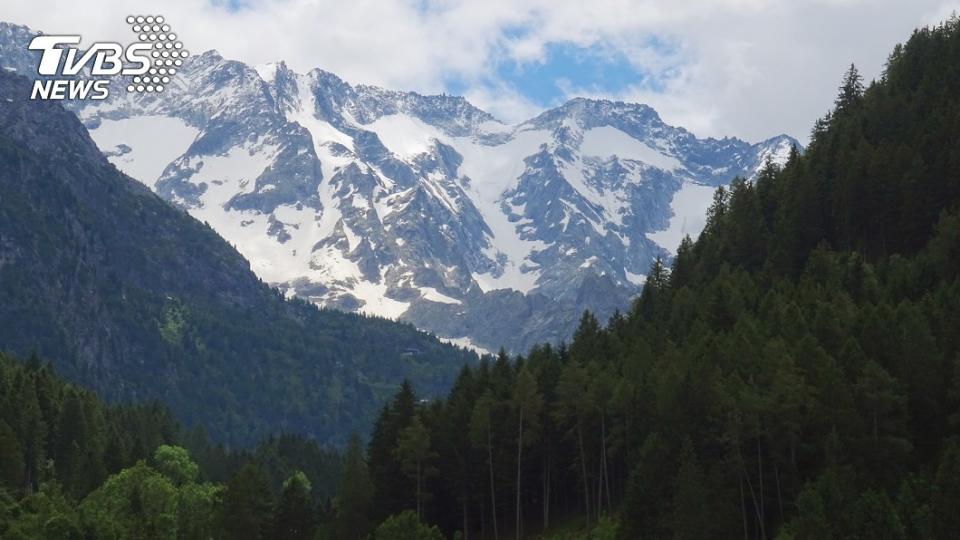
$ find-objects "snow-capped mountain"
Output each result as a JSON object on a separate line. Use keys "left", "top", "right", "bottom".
{"left": 0, "top": 22, "right": 798, "bottom": 353}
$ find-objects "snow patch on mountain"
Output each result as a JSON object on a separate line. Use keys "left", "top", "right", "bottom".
{"left": 90, "top": 116, "right": 199, "bottom": 188}
{"left": 646, "top": 180, "right": 717, "bottom": 253}
{"left": 421, "top": 287, "right": 461, "bottom": 305}
{"left": 194, "top": 142, "right": 279, "bottom": 208}
{"left": 580, "top": 125, "right": 683, "bottom": 171}
{"left": 449, "top": 128, "right": 551, "bottom": 293}
{"left": 353, "top": 279, "right": 411, "bottom": 319}
{"left": 440, "top": 336, "right": 494, "bottom": 356}
{"left": 0, "top": 24, "right": 801, "bottom": 353}
{"left": 365, "top": 114, "right": 443, "bottom": 158}
{"left": 288, "top": 75, "right": 355, "bottom": 151}
{"left": 255, "top": 62, "right": 281, "bottom": 84}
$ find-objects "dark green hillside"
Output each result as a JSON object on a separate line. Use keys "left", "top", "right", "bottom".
{"left": 0, "top": 351, "right": 343, "bottom": 539}
{"left": 357, "top": 17, "right": 960, "bottom": 539}
{"left": 0, "top": 69, "right": 474, "bottom": 446}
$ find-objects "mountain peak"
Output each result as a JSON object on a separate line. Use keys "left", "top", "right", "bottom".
{"left": 522, "top": 96, "right": 663, "bottom": 134}
{"left": 254, "top": 60, "right": 290, "bottom": 83}
{"left": 0, "top": 21, "right": 801, "bottom": 355}
{"left": 560, "top": 96, "right": 654, "bottom": 111}
{"left": 0, "top": 66, "right": 474, "bottom": 446}
{"left": 0, "top": 22, "right": 38, "bottom": 74}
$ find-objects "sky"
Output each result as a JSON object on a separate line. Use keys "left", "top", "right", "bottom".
{"left": 2, "top": 0, "right": 959, "bottom": 144}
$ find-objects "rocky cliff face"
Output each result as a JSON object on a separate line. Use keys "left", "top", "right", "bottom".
{"left": 0, "top": 22, "right": 799, "bottom": 353}
{"left": 0, "top": 67, "right": 475, "bottom": 446}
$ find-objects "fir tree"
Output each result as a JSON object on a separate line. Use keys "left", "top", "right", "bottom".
{"left": 335, "top": 434, "right": 374, "bottom": 540}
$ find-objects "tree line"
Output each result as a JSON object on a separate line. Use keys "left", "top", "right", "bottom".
{"left": 5, "top": 13, "right": 960, "bottom": 540}
{"left": 339, "top": 15, "right": 960, "bottom": 539}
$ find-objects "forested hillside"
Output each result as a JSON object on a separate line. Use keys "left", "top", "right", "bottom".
{"left": 0, "top": 351, "right": 346, "bottom": 539}
{"left": 0, "top": 69, "right": 475, "bottom": 447}
{"left": 352, "top": 17, "right": 960, "bottom": 539}
{"left": 4, "top": 12, "right": 960, "bottom": 540}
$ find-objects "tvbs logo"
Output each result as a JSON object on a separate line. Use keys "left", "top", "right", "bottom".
{"left": 29, "top": 15, "right": 189, "bottom": 100}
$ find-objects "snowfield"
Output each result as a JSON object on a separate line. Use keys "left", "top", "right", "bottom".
{"left": 90, "top": 116, "right": 199, "bottom": 188}
{"left": 73, "top": 52, "right": 798, "bottom": 351}
{"left": 647, "top": 181, "right": 718, "bottom": 254}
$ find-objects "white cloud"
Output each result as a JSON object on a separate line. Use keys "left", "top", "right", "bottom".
{"left": 463, "top": 82, "right": 544, "bottom": 126}
{"left": 2, "top": 0, "right": 957, "bottom": 143}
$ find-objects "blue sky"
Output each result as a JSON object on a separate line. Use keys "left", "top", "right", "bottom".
{"left": 491, "top": 41, "right": 662, "bottom": 106}
{"left": 215, "top": 0, "right": 672, "bottom": 111}
{"left": 4, "top": 0, "right": 960, "bottom": 143}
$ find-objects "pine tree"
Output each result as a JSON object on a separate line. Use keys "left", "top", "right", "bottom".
{"left": 221, "top": 463, "right": 274, "bottom": 540}
{"left": 634, "top": 259, "right": 670, "bottom": 322}
{"left": 470, "top": 392, "right": 499, "bottom": 540}
{"left": 704, "top": 186, "right": 729, "bottom": 236}
{"left": 726, "top": 177, "right": 768, "bottom": 271}
{"left": 932, "top": 440, "right": 960, "bottom": 539}
{"left": 569, "top": 311, "right": 602, "bottom": 362}
{"left": 369, "top": 381, "right": 417, "bottom": 520}
{"left": 670, "top": 236, "right": 696, "bottom": 289}
{"left": 335, "top": 434, "right": 374, "bottom": 540}
{"left": 11, "top": 372, "right": 45, "bottom": 494}
{"left": 0, "top": 419, "right": 24, "bottom": 492}
{"left": 511, "top": 366, "right": 542, "bottom": 539}
{"left": 835, "top": 63, "right": 864, "bottom": 114}
{"left": 441, "top": 365, "right": 477, "bottom": 538}
{"left": 554, "top": 361, "right": 594, "bottom": 525}
{"left": 671, "top": 438, "right": 710, "bottom": 540}
{"left": 395, "top": 415, "right": 432, "bottom": 519}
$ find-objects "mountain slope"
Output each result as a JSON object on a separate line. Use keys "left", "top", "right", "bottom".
{"left": 357, "top": 17, "right": 960, "bottom": 540}
{"left": 0, "top": 68, "right": 474, "bottom": 446}
{"left": 0, "top": 22, "right": 798, "bottom": 353}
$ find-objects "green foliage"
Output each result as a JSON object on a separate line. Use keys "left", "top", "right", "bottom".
{"left": 0, "top": 353, "right": 341, "bottom": 540}
{"left": 0, "top": 485, "right": 80, "bottom": 540}
{"left": 159, "top": 302, "right": 188, "bottom": 345}
{"left": 6, "top": 12, "right": 960, "bottom": 540}
{"left": 670, "top": 439, "right": 711, "bottom": 540}
{"left": 80, "top": 462, "right": 179, "bottom": 540}
{"left": 0, "top": 75, "right": 476, "bottom": 447}
{"left": 73, "top": 456, "right": 218, "bottom": 540}
{"left": 177, "top": 482, "right": 221, "bottom": 540}
{"left": 368, "top": 381, "right": 418, "bottom": 521}
{"left": 395, "top": 414, "right": 433, "bottom": 518}
{"left": 153, "top": 445, "right": 199, "bottom": 486}
{"left": 620, "top": 433, "right": 672, "bottom": 538}
{"left": 271, "top": 471, "right": 316, "bottom": 540}
{"left": 0, "top": 353, "right": 180, "bottom": 497}
{"left": 356, "top": 18, "right": 960, "bottom": 539}
{"left": 333, "top": 435, "right": 374, "bottom": 540}
{"left": 371, "top": 510, "right": 444, "bottom": 540}
{"left": 220, "top": 463, "right": 275, "bottom": 540}
{"left": 536, "top": 516, "right": 620, "bottom": 540}
{"left": 0, "top": 420, "right": 24, "bottom": 492}
{"left": 589, "top": 517, "right": 619, "bottom": 540}
{"left": 932, "top": 439, "right": 960, "bottom": 539}
{"left": 849, "top": 490, "right": 906, "bottom": 540}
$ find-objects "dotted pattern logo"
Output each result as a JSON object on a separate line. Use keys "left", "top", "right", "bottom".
{"left": 124, "top": 15, "right": 189, "bottom": 94}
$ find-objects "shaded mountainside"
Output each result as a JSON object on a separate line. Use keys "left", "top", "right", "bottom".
{"left": 0, "top": 22, "right": 799, "bottom": 354}
{"left": 356, "top": 17, "right": 960, "bottom": 540}
{"left": 0, "top": 69, "right": 475, "bottom": 447}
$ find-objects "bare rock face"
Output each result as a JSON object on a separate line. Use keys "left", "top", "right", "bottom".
{"left": 0, "top": 22, "right": 800, "bottom": 354}
{"left": 0, "top": 67, "right": 475, "bottom": 446}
